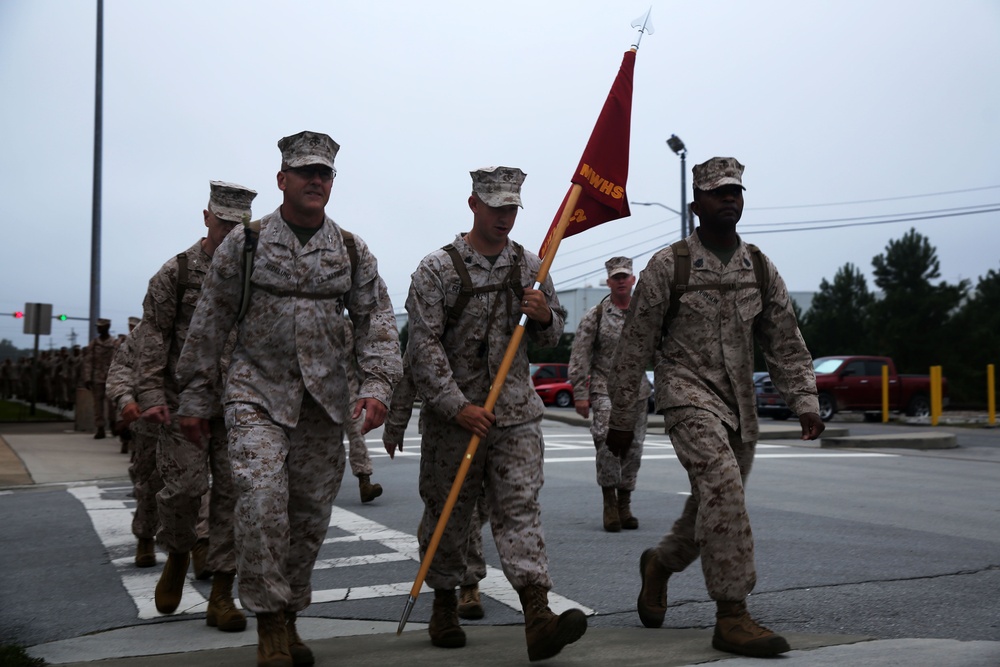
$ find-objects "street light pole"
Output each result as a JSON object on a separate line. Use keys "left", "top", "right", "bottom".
{"left": 666, "top": 135, "right": 688, "bottom": 237}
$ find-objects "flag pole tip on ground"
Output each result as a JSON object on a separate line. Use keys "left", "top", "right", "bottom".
{"left": 397, "top": 595, "right": 416, "bottom": 635}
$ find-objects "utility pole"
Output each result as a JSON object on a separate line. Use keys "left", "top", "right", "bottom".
{"left": 89, "top": 0, "right": 104, "bottom": 340}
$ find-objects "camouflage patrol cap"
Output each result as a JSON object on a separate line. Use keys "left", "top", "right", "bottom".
{"left": 208, "top": 181, "right": 257, "bottom": 224}
{"left": 605, "top": 256, "right": 633, "bottom": 277}
{"left": 278, "top": 131, "right": 340, "bottom": 170}
{"left": 97, "top": 318, "right": 110, "bottom": 328}
{"left": 128, "top": 316, "right": 140, "bottom": 328}
{"left": 470, "top": 166, "right": 526, "bottom": 208}
{"left": 692, "top": 157, "right": 746, "bottom": 192}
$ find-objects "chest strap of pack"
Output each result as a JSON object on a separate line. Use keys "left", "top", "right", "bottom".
{"left": 662, "top": 238, "right": 769, "bottom": 336}
{"left": 237, "top": 225, "right": 359, "bottom": 321}
{"left": 442, "top": 242, "right": 525, "bottom": 330}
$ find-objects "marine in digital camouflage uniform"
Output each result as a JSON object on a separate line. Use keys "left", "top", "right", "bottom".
{"left": 607, "top": 157, "right": 824, "bottom": 658}
{"left": 341, "top": 317, "right": 384, "bottom": 503}
{"left": 176, "top": 131, "right": 401, "bottom": 667}
{"left": 405, "top": 166, "right": 586, "bottom": 661}
{"left": 106, "top": 320, "right": 166, "bottom": 567}
{"left": 83, "top": 318, "right": 117, "bottom": 438}
{"left": 381, "top": 351, "right": 490, "bottom": 621}
{"left": 568, "top": 256, "right": 650, "bottom": 532}
{"left": 137, "top": 180, "right": 258, "bottom": 632}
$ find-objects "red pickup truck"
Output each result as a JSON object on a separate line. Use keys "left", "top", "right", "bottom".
{"left": 812, "top": 355, "right": 947, "bottom": 422}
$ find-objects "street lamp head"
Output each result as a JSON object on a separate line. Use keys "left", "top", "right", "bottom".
{"left": 666, "top": 134, "right": 686, "bottom": 156}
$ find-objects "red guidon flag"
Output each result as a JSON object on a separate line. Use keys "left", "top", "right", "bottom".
{"left": 538, "top": 49, "right": 635, "bottom": 259}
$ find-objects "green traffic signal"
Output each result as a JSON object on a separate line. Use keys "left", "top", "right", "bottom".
{"left": 57, "top": 314, "right": 68, "bottom": 321}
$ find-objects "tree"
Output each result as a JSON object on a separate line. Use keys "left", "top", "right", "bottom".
{"left": 0, "top": 339, "right": 28, "bottom": 363}
{"left": 527, "top": 333, "right": 574, "bottom": 363}
{"left": 799, "top": 263, "right": 875, "bottom": 357}
{"left": 869, "top": 228, "right": 968, "bottom": 374}
{"left": 398, "top": 322, "right": 409, "bottom": 353}
{"left": 945, "top": 267, "right": 1000, "bottom": 404}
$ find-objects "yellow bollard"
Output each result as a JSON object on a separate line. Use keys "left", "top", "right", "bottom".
{"left": 988, "top": 364, "right": 996, "bottom": 426}
{"left": 930, "top": 365, "right": 942, "bottom": 426}
{"left": 882, "top": 365, "right": 889, "bottom": 423}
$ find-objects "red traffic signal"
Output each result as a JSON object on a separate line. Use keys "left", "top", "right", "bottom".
{"left": 13, "top": 311, "right": 24, "bottom": 318}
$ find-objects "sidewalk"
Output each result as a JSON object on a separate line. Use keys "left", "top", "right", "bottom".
{"left": 3, "top": 418, "right": 999, "bottom": 666}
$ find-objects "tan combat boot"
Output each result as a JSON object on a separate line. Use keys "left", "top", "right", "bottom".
{"left": 602, "top": 487, "right": 621, "bottom": 532}
{"left": 712, "top": 600, "right": 790, "bottom": 657}
{"left": 285, "top": 611, "right": 315, "bottom": 666}
{"left": 428, "top": 588, "right": 466, "bottom": 648}
{"left": 517, "top": 585, "right": 587, "bottom": 662}
{"left": 154, "top": 551, "right": 189, "bottom": 614}
{"left": 134, "top": 538, "right": 156, "bottom": 568}
{"left": 256, "top": 612, "right": 292, "bottom": 667}
{"left": 191, "top": 537, "right": 212, "bottom": 580}
{"left": 206, "top": 572, "right": 247, "bottom": 632}
{"left": 617, "top": 489, "right": 638, "bottom": 529}
{"left": 636, "top": 548, "right": 670, "bottom": 628}
{"left": 457, "top": 583, "right": 484, "bottom": 620}
{"left": 358, "top": 474, "right": 383, "bottom": 503}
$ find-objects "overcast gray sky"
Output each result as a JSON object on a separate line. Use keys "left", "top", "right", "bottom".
{"left": 2, "top": 0, "right": 998, "bottom": 350}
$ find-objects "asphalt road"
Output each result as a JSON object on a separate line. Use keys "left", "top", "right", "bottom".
{"left": 1, "top": 411, "right": 998, "bottom": 663}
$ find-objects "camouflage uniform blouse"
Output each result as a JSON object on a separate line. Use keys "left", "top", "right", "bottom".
{"left": 568, "top": 298, "right": 651, "bottom": 403}
{"left": 106, "top": 322, "right": 144, "bottom": 417}
{"left": 82, "top": 336, "right": 117, "bottom": 385}
{"left": 405, "top": 233, "right": 566, "bottom": 427}
{"left": 176, "top": 209, "right": 401, "bottom": 428}
{"left": 609, "top": 233, "right": 817, "bottom": 441}
{"left": 136, "top": 240, "right": 212, "bottom": 413}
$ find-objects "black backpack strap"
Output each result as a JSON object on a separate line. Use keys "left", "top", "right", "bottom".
{"left": 592, "top": 294, "right": 611, "bottom": 351}
{"left": 661, "top": 240, "right": 771, "bottom": 338}
{"left": 746, "top": 243, "right": 769, "bottom": 296}
{"left": 237, "top": 222, "right": 261, "bottom": 323}
{"left": 443, "top": 244, "right": 473, "bottom": 329}
{"left": 175, "top": 252, "right": 189, "bottom": 310}
{"left": 341, "top": 229, "right": 359, "bottom": 283}
{"left": 442, "top": 240, "right": 526, "bottom": 332}
{"left": 664, "top": 239, "right": 690, "bottom": 327}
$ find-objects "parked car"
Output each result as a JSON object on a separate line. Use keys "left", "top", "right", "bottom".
{"left": 754, "top": 372, "right": 793, "bottom": 420}
{"left": 529, "top": 363, "right": 568, "bottom": 387}
{"left": 535, "top": 380, "right": 574, "bottom": 408}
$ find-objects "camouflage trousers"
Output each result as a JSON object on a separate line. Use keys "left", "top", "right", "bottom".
{"left": 225, "top": 394, "right": 346, "bottom": 613}
{"left": 416, "top": 483, "right": 488, "bottom": 586}
{"left": 462, "top": 493, "right": 489, "bottom": 586}
{"left": 91, "top": 383, "right": 110, "bottom": 429}
{"left": 419, "top": 413, "right": 550, "bottom": 591}
{"left": 590, "top": 393, "right": 647, "bottom": 490}
{"left": 345, "top": 410, "right": 372, "bottom": 477}
{"left": 654, "top": 408, "right": 756, "bottom": 601}
{"left": 155, "top": 415, "right": 237, "bottom": 574}
{"left": 128, "top": 420, "right": 164, "bottom": 540}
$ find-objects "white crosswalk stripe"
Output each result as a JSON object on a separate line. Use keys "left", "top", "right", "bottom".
{"left": 68, "top": 486, "right": 594, "bottom": 621}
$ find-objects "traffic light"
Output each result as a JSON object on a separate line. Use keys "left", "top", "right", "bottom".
{"left": 13, "top": 311, "right": 24, "bottom": 318}
{"left": 57, "top": 314, "right": 68, "bottom": 321}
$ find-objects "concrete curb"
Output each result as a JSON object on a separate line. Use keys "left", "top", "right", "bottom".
{"left": 541, "top": 409, "right": 851, "bottom": 440}
{"left": 821, "top": 432, "right": 958, "bottom": 449}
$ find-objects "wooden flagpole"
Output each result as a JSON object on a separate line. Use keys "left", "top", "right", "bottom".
{"left": 396, "top": 184, "right": 583, "bottom": 634}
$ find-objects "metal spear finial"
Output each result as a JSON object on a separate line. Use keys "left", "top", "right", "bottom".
{"left": 631, "top": 7, "right": 655, "bottom": 49}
